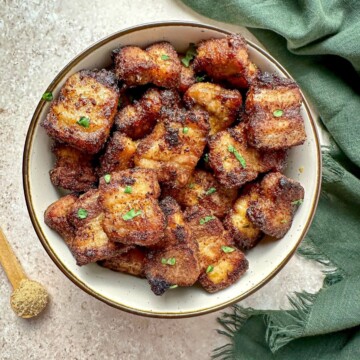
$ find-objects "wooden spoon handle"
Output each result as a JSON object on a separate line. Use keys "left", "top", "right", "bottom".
{"left": 0, "top": 227, "right": 27, "bottom": 289}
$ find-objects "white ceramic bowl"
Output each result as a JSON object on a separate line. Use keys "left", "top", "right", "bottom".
{"left": 23, "top": 21, "right": 321, "bottom": 318}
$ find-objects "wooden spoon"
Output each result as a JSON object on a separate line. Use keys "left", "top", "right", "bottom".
{"left": 0, "top": 227, "right": 48, "bottom": 318}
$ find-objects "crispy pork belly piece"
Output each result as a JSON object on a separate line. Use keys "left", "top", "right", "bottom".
{"left": 246, "top": 73, "right": 306, "bottom": 150}
{"left": 115, "top": 88, "right": 162, "bottom": 139}
{"left": 223, "top": 183, "right": 263, "bottom": 250}
{"left": 99, "top": 247, "right": 146, "bottom": 277}
{"left": 208, "top": 123, "right": 287, "bottom": 188}
{"left": 162, "top": 170, "right": 238, "bottom": 218}
{"left": 114, "top": 46, "right": 156, "bottom": 86}
{"left": 134, "top": 109, "right": 210, "bottom": 188}
{"left": 49, "top": 143, "right": 97, "bottom": 192}
{"left": 184, "top": 206, "right": 248, "bottom": 293}
{"left": 99, "top": 168, "right": 165, "bottom": 246}
{"left": 44, "top": 193, "right": 78, "bottom": 240}
{"left": 67, "top": 189, "right": 128, "bottom": 266}
{"left": 193, "top": 34, "right": 259, "bottom": 88}
{"left": 114, "top": 42, "right": 181, "bottom": 88}
{"left": 247, "top": 172, "right": 305, "bottom": 238}
{"left": 145, "top": 197, "right": 200, "bottom": 295}
{"left": 184, "top": 82, "right": 242, "bottom": 135}
{"left": 146, "top": 42, "right": 182, "bottom": 88}
{"left": 178, "top": 65, "right": 196, "bottom": 93}
{"left": 98, "top": 132, "right": 137, "bottom": 176}
{"left": 145, "top": 245, "right": 200, "bottom": 295}
{"left": 42, "top": 70, "right": 119, "bottom": 154}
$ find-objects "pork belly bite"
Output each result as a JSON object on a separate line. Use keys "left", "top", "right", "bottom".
{"left": 193, "top": 34, "right": 259, "bottom": 88}
{"left": 223, "top": 183, "right": 263, "bottom": 250}
{"left": 99, "top": 247, "right": 146, "bottom": 277}
{"left": 42, "top": 70, "right": 119, "bottom": 154}
{"left": 145, "top": 197, "right": 200, "bottom": 295}
{"left": 134, "top": 109, "right": 210, "bottom": 188}
{"left": 114, "top": 42, "right": 181, "bottom": 88}
{"left": 99, "top": 168, "right": 165, "bottom": 246}
{"left": 146, "top": 42, "right": 182, "bottom": 88}
{"left": 98, "top": 132, "right": 137, "bottom": 176}
{"left": 114, "top": 46, "right": 156, "bottom": 86}
{"left": 208, "top": 123, "right": 287, "bottom": 188}
{"left": 162, "top": 170, "right": 238, "bottom": 218}
{"left": 49, "top": 143, "right": 97, "bottom": 192}
{"left": 67, "top": 189, "right": 128, "bottom": 266}
{"left": 184, "top": 206, "right": 248, "bottom": 293}
{"left": 44, "top": 193, "right": 78, "bottom": 240}
{"left": 115, "top": 88, "right": 162, "bottom": 140}
{"left": 247, "top": 172, "right": 305, "bottom": 238}
{"left": 246, "top": 73, "right": 306, "bottom": 150}
{"left": 184, "top": 83, "right": 242, "bottom": 135}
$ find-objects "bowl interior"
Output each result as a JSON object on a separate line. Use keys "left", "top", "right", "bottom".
{"left": 24, "top": 23, "right": 321, "bottom": 317}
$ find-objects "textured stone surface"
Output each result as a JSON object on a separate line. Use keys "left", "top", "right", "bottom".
{"left": 0, "top": 1, "right": 324, "bottom": 359}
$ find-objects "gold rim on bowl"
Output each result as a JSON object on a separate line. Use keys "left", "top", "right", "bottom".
{"left": 23, "top": 21, "right": 322, "bottom": 318}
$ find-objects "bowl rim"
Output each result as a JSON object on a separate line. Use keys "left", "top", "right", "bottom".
{"left": 23, "top": 20, "right": 322, "bottom": 318}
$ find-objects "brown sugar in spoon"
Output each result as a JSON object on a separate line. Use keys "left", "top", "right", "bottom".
{"left": 0, "top": 227, "right": 48, "bottom": 318}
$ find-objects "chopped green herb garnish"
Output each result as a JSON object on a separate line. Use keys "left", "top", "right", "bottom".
{"left": 221, "top": 246, "right": 235, "bottom": 253}
{"left": 199, "top": 216, "right": 215, "bottom": 225}
{"left": 291, "top": 199, "right": 304, "bottom": 206}
{"left": 169, "top": 284, "right": 178, "bottom": 289}
{"left": 42, "top": 91, "right": 53, "bottom": 101}
{"left": 228, "top": 145, "right": 246, "bottom": 168}
{"left": 203, "top": 153, "right": 209, "bottom": 163}
{"left": 273, "top": 109, "right": 283, "bottom": 117}
{"left": 181, "top": 43, "right": 197, "bottom": 67}
{"left": 124, "top": 186, "right": 132, "bottom": 194}
{"left": 161, "top": 257, "right": 176, "bottom": 266}
{"left": 195, "top": 75, "right": 206, "bottom": 82}
{"left": 104, "top": 174, "right": 111, "bottom": 184}
{"left": 161, "top": 54, "right": 170, "bottom": 60}
{"left": 205, "top": 187, "right": 217, "bottom": 196}
{"left": 77, "top": 116, "right": 90, "bottom": 128}
{"left": 117, "top": 98, "right": 122, "bottom": 109}
{"left": 188, "top": 183, "right": 195, "bottom": 189}
{"left": 77, "top": 208, "right": 88, "bottom": 219}
{"left": 122, "top": 209, "right": 142, "bottom": 221}
{"left": 281, "top": 219, "right": 288, "bottom": 223}
{"left": 206, "top": 265, "right": 214, "bottom": 273}
{"left": 183, "top": 127, "right": 189, "bottom": 134}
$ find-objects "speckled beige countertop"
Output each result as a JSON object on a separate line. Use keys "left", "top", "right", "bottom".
{"left": 0, "top": 1, "right": 324, "bottom": 359}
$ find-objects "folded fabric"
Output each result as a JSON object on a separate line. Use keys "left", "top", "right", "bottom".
{"left": 181, "top": 1, "right": 360, "bottom": 358}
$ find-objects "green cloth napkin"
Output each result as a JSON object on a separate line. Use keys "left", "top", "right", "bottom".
{"left": 181, "top": 1, "right": 360, "bottom": 358}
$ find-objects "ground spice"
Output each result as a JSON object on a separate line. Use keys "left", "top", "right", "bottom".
{"left": 10, "top": 279, "right": 48, "bottom": 318}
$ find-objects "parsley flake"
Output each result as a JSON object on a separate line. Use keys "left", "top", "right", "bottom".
{"left": 104, "top": 174, "right": 111, "bottom": 184}
{"left": 77, "top": 208, "right": 88, "bottom": 219}
{"left": 124, "top": 186, "right": 132, "bottom": 194}
{"left": 42, "top": 91, "right": 53, "bottom": 101}
{"left": 281, "top": 219, "right": 288, "bottom": 223}
{"left": 161, "top": 54, "right": 170, "bottom": 61}
{"left": 77, "top": 116, "right": 90, "bottom": 128}
{"left": 291, "top": 199, "right": 304, "bottom": 206}
{"left": 206, "top": 265, "right": 214, "bottom": 273}
{"left": 122, "top": 209, "right": 142, "bottom": 221}
{"left": 195, "top": 75, "right": 206, "bottom": 82}
{"left": 188, "top": 183, "right": 195, "bottom": 189}
{"left": 183, "top": 127, "right": 189, "bottom": 134}
{"left": 203, "top": 153, "right": 209, "bottom": 163}
{"left": 205, "top": 187, "right": 217, "bottom": 196}
{"left": 228, "top": 145, "right": 246, "bottom": 168}
{"left": 221, "top": 246, "right": 235, "bottom": 253}
{"left": 169, "top": 284, "right": 178, "bottom": 289}
{"left": 161, "top": 257, "right": 176, "bottom": 266}
{"left": 273, "top": 109, "right": 283, "bottom": 117}
{"left": 199, "top": 216, "right": 215, "bottom": 225}
{"left": 181, "top": 43, "right": 197, "bottom": 67}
